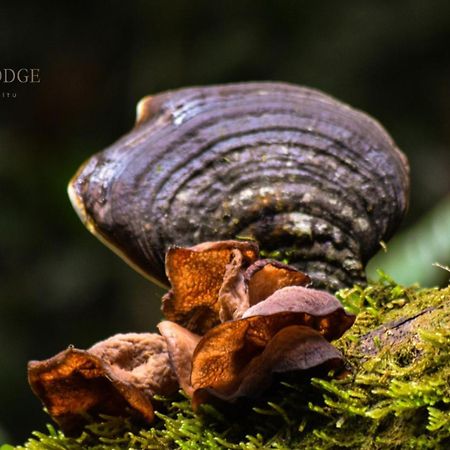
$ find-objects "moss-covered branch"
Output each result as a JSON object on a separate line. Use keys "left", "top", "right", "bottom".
{"left": 8, "top": 275, "right": 450, "bottom": 449}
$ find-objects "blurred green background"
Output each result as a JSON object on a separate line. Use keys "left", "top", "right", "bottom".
{"left": 1, "top": 0, "right": 449, "bottom": 444}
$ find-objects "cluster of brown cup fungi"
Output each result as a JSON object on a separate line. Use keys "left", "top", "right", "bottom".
{"left": 28, "top": 240, "right": 355, "bottom": 435}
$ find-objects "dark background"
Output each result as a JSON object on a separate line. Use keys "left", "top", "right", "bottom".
{"left": 1, "top": 0, "right": 449, "bottom": 444}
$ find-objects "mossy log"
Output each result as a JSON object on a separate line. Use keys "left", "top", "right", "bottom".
{"left": 9, "top": 275, "right": 450, "bottom": 450}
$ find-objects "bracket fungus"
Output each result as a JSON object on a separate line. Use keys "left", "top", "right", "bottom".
{"left": 68, "top": 82, "right": 409, "bottom": 291}
{"left": 28, "top": 240, "right": 355, "bottom": 432}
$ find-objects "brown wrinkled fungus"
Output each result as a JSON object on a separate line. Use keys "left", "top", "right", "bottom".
{"left": 88, "top": 333, "right": 178, "bottom": 397}
{"left": 162, "top": 240, "right": 259, "bottom": 333}
{"left": 190, "top": 284, "right": 354, "bottom": 404}
{"left": 28, "top": 333, "right": 178, "bottom": 434}
{"left": 193, "top": 325, "right": 344, "bottom": 404}
{"left": 218, "top": 257, "right": 311, "bottom": 322}
{"left": 28, "top": 240, "right": 356, "bottom": 433}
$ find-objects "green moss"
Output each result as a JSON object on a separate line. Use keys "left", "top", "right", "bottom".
{"left": 12, "top": 276, "right": 450, "bottom": 449}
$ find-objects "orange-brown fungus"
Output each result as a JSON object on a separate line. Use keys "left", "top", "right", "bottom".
{"left": 191, "top": 323, "right": 344, "bottom": 404}
{"left": 226, "top": 325, "right": 343, "bottom": 399}
{"left": 28, "top": 240, "right": 357, "bottom": 430}
{"left": 245, "top": 259, "right": 311, "bottom": 306}
{"left": 28, "top": 333, "right": 178, "bottom": 434}
{"left": 162, "top": 240, "right": 258, "bottom": 333}
{"left": 191, "top": 286, "right": 354, "bottom": 403}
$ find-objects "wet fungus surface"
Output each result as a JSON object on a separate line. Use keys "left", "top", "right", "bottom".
{"left": 28, "top": 240, "right": 355, "bottom": 433}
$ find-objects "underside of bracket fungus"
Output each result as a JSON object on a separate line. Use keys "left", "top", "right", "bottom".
{"left": 28, "top": 240, "right": 355, "bottom": 433}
